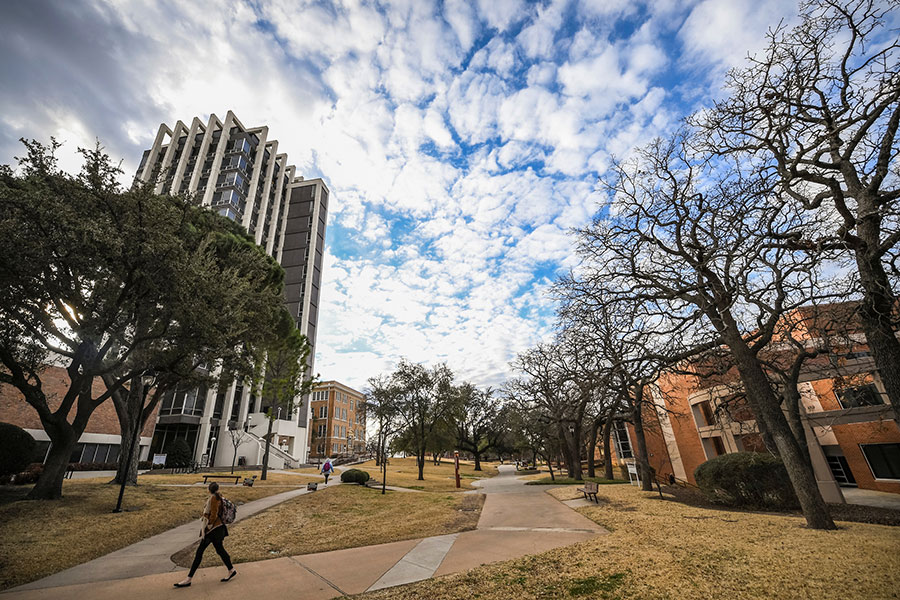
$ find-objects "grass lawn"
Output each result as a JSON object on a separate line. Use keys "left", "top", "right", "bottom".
{"left": 354, "top": 457, "right": 497, "bottom": 492}
{"left": 136, "top": 470, "right": 319, "bottom": 486}
{"left": 359, "top": 483, "right": 900, "bottom": 600}
{"left": 524, "top": 476, "right": 628, "bottom": 486}
{"left": 172, "top": 484, "right": 485, "bottom": 568}
{"left": 0, "top": 475, "right": 299, "bottom": 591}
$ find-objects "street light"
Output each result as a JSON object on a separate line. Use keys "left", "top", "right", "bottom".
{"left": 114, "top": 371, "right": 155, "bottom": 513}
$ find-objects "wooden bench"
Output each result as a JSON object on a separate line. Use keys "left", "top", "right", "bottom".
{"left": 576, "top": 481, "right": 599, "bottom": 503}
{"left": 202, "top": 474, "right": 241, "bottom": 485}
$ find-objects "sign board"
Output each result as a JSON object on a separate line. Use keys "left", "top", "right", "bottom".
{"left": 626, "top": 463, "right": 638, "bottom": 475}
{"left": 152, "top": 454, "right": 167, "bottom": 467}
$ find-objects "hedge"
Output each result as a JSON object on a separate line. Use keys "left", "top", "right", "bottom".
{"left": 340, "top": 468, "right": 371, "bottom": 484}
{"left": 694, "top": 451, "right": 798, "bottom": 509}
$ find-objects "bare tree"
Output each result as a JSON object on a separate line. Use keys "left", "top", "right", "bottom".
{"left": 575, "top": 129, "right": 837, "bottom": 529}
{"left": 695, "top": 0, "right": 900, "bottom": 425}
{"left": 227, "top": 426, "right": 250, "bottom": 474}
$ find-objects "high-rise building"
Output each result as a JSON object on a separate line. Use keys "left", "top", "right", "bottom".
{"left": 137, "top": 111, "right": 329, "bottom": 468}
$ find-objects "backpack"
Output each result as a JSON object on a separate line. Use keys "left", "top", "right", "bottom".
{"left": 219, "top": 496, "right": 237, "bottom": 525}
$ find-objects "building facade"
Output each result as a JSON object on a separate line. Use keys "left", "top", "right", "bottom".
{"left": 138, "top": 111, "right": 329, "bottom": 469}
{"left": 308, "top": 381, "right": 366, "bottom": 460}
{"left": 0, "top": 363, "right": 158, "bottom": 466}
{"left": 610, "top": 304, "right": 900, "bottom": 500}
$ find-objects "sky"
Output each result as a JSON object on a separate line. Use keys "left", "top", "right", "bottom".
{"left": 0, "top": 0, "right": 806, "bottom": 391}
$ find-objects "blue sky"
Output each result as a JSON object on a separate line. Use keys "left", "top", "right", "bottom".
{"left": 0, "top": 0, "right": 805, "bottom": 390}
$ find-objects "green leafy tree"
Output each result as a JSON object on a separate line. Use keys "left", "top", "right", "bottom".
{"left": 451, "top": 384, "right": 505, "bottom": 471}
{"left": 0, "top": 140, "right": 285, "bottom": 499}
{"left": 391, "top": 360, "right": 455, "bottom": 481}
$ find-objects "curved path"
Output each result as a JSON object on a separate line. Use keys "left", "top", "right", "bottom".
{"left": 1, "top": 466, "right": 606, "bottom": 599}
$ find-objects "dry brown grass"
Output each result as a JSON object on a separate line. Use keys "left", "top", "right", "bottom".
{"left": 353, "top": 457, "right": 497, "bottom": 492}
{"left": 135, "top": 470, "right": 319, "bottom": 486}
{"left": 359, "top": 484, "right": 900, "bottom": 600}
{"left": 0, "top": 479, "right": 288, "bottom": 591}
{"left": 172, "top": 484, "right": 485, "bottom": 568}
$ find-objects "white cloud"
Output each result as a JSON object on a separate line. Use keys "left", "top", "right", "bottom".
{"left": 0, "top": 0, "right": 803, "bottom": 391}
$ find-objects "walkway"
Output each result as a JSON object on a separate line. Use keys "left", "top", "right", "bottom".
{"left": 2, "top": 466, "right": 606, "bottom": 599}
{"left": 8, "top": 475, "right": 341, "bottom": 592}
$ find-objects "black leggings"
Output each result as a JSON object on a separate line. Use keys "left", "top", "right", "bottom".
{"left": 189, "top": 526, "right": 233, "bottom": 577}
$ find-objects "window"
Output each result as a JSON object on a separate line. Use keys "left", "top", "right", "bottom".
{"left": 861, "top": 443, "right": 900, "bottom": 479}
{"left": 695, "top": 400, "right": 718, "bottom": 426}
{"left": 837, "top": 384, "right": 884, "bottom": 409}
{"left": 317, "top": 424, "right": 326, "bottom": 437}
{"left": 333, "top": 425, "right": 339, "bottom": 437}
{"left": 613, "top": 421, "right": 633, "bottom": 459}
{"left": 319, "top": 405, "right": 328, "bottom": 419}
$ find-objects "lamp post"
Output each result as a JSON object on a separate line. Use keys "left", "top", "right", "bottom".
{"left": 454, "top": 450, "right": 460, "bottom": 489}
{"left": 114, "top": 371, "right": 154, "bottom": 513}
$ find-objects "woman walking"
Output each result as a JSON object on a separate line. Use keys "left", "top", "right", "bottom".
{"left": 174, "top": 482, "right": 237, "bottom": 588}
{"left": 321, "top": 459, "right": 334, "bottom": 484}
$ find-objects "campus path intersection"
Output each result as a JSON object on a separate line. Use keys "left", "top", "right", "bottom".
{"left": 1, "top": 465, "right": 607, "bottom": 599}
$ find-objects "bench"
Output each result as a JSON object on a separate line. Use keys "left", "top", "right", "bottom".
{"left": 202, "top": 474, "right": 241, "bottom": 485}
{"left": 576, "top": 481, "right": 599, "bottom": 503}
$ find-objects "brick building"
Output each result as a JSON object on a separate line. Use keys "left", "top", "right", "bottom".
{"left": 308, "top": 381, "right": 366, "bottom": 459}
{"left": 0, "top": 363, "right": 158, "bottom": 465}
{"left": 609, "top": 303, "right": 900, "bottom": 500}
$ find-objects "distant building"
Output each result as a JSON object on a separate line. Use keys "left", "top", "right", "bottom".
{"left": 608, "top": 302, "right": 900, "bottom": 500}
{"left": 308, "top": 381, "right": 366, "bottom": 459}
{"left": 136, "top": 111, "right": 330, "bottom": 468}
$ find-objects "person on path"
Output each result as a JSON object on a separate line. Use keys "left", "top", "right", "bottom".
{"left": 321, "top": 459, "right": 334, "bottom": 484}
{"left": 174, "top": 482, "right": 237, "bottom": 588}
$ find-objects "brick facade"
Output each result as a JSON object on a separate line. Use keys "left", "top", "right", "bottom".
{"left": 0, "top": 364, "right": 158, "bottom": 445}
{"left": 308, "top": 380, "right": 366, "bottom": 459}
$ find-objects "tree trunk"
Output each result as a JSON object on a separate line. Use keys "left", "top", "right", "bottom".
{"left": 782, "top": 385, "right": 811, "bottom": 467}
{"left": 602, "top": 414, "right": 614, "bottom": 480}
{"left": 544, "top": 454, "right": 555, "bottom": 480}
{"left": 630, "top": 399, "right": 654, "bottom": 492}
{"left": 856, "top": 250, "right": 900, "bottom": 428}
{"left": 417, "top": 449, "right": 425, "bottom": 481}
{"left": 587, "top": 418, "right": 601, "bottom": 478}
{"left": 261, "top": 415, "right": 274, "bottom": 481}
{"left": 728, "top": 338, "right": 836, "bottom": 529}
{"left": 111, "top": 395, "right": 142, "bottom": 486}
{"left": 473, "top": 451, "right": 482, "bottom": 471}
{"left": 28, "top": 432, "right": 75, "bottom": 500}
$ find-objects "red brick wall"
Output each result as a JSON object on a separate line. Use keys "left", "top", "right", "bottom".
{"left": 832, "top": 421, "right": 900, "bottom": 493}
{"left": 656, "top": 372, "right": 709, "bottom": 484}
{"left": 0, "top": 365, "right": 157, "bottom": 438}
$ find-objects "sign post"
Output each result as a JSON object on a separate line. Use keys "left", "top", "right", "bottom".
{"left": 454, "top": 450, "right": 460, "bottom": 489}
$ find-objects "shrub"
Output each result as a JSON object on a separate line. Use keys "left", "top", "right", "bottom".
{"left": 0, "top": 422, "right": 36, "bottom": 478}
{"left": 166, "top": 439, "right": 193, "bottom": 468}
{"left": 694, "top": 452, "right": 798, "bottom": 509}
{"left": 11, "top": 463, "right": 44, "bottom": 485}
{"left": 340, "top": 468, "right": 371, "bottom": 484}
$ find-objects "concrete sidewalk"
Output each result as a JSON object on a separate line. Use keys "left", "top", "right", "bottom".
{"left": 9, "top": 477, "right": 342, "bottom": 592}
{"left": 2, "top": 465, "right": 606, "bottom": 599}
